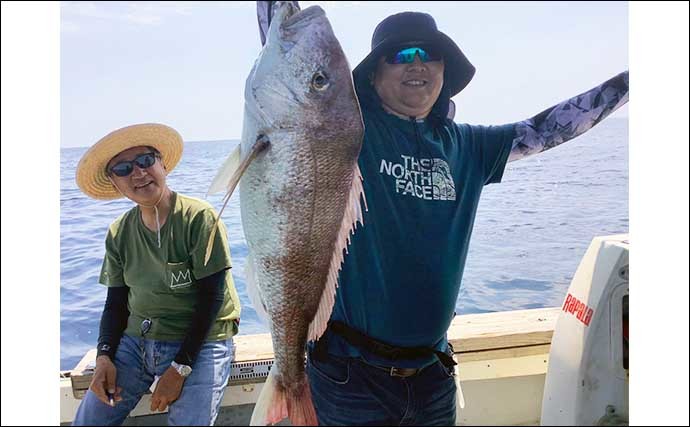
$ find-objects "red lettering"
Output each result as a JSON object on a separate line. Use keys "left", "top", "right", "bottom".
{"left": 562, "top": 293, "right": 595, "bottom": 327}
{"left": 583, "top": 308, "right": 594, "bottom": 326}
{"left": 577, "top": 301, "right": 586, "bottom": 321}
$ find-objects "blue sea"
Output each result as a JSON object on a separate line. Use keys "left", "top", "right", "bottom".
{"left": 60, "top": 117, "right": 628, "bottom": 370}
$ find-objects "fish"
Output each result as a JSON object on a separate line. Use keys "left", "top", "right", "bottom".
{"left": 206, "top": 2, "right": 365, "bottom": 425}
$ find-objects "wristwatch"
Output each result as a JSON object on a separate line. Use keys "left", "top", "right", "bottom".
{"left": 171, "top": 361, "right": 192, "bottom": 378}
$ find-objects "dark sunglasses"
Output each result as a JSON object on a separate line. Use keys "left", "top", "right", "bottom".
{"left": 108, "top": 152, "right": 159, "bottom": 177}
{"left": 385, "top": 46, "right": 443, "bottom": 65}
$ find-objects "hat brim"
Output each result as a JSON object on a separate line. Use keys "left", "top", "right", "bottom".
{"left": 353, "top": 31, "right": 475, "bottom": 97}
{"left": 76, "top": 123, "right": 183, "bottom": 200}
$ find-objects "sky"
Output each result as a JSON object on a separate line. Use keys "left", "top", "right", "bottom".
{"left": 1, "top": 2, "right": 689, "bottom": 426}
{"left": 60, "top": 1, "right": 629, "bottom": 147}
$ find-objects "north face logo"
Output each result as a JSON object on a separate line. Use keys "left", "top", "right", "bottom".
{"left": 379, "top": 155, "right": 456, "bottom": 201}
{"left": 170, "top": 269, "right": 192, "bottom": 288}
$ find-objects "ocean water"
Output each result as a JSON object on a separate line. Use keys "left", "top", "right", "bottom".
{"left": 60, "top": 118, "right": 628, "bottom": 370}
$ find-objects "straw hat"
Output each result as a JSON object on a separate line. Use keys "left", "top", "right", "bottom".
{"left": 76, "top": 123, "right": 183, "bottom": 200}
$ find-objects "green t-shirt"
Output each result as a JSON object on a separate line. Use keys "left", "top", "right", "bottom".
{"left": 99, "top": 192, "right": 240, "bottom": 341}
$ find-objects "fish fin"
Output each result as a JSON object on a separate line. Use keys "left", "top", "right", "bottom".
{"left": 203, "top": 212, "right": 224, "bottom": 267}
{"left": 207, "top": 144, "right": 241, "bottom": 196}
{"left": 250, "top": 369, "right": 317, "bottom": 426}
{"left": 245, "top": 253, "right": 270, "bottom": 326}
{"left": 250, "top": 368, "right": 288, "bottom": 426}
{"left": 307, "top": 165, "right": 366, "bottom": 341}
{"left": 286, "top": 380, "right": 318, "bottom": 426}
{"left": 204, "top": 136, "right": 270, "bottom": 266}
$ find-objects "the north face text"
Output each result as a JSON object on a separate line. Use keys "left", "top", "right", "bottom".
{"left": 379, "top": 155, "right": 456, "bottom": 201}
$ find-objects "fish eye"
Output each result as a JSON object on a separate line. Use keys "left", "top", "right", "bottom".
{"left": 311, "top": 71, "right": 329, "bottom": 91}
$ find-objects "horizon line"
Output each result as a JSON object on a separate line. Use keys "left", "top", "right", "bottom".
{"left": 61, "top": 116, "right": 629, "bottom": 149}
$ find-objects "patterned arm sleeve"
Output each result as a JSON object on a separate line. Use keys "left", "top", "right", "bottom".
{"left": 508, "top": 70, "right": 629, "bottom": 162}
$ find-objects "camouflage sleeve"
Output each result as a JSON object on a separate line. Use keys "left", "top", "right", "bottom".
{"left": 508, "top": 71, "right": 629, "bottom": 162}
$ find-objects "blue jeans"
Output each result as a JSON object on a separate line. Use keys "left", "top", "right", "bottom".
{"left": 306, "top": 348, "right": 457, "bottom": 426}
{"left": 73, "top": 334, "right": 234, "bottom": 426}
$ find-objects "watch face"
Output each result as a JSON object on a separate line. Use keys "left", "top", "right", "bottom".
{"left": 180, "top": 365, "right": 192, "bottom": 376}
{"left": 173, "top": 362, "right": 192, "bottom": 377}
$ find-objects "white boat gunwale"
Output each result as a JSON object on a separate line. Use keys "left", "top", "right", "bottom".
{"left": 61, "top": 307, "right": 559, "bottom": 424}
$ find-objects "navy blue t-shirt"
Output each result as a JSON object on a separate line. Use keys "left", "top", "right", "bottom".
{"left": 324, "top": 102, "right": 515, "bottom": 368}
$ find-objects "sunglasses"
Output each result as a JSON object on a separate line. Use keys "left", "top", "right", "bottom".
{"left": 108, "top": 152, "right": 159, "bottom": 177}
{"left": 385, "top": 46, "right": 442, "bottom": 65}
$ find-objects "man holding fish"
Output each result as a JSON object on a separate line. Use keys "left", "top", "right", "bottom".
{"left": 210, "top": 2, "right": 628, "bottom": 425}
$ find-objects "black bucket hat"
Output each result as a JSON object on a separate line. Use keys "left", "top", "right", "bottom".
{"left": 353, "top": 11, "right": 476, "bottom": 97}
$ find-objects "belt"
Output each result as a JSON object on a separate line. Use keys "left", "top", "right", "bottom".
{"left": 327, "top": 320, "right": 457, "bottom": 369}
{"left": 368, "top": 363, "right": 424, "bottom": 378}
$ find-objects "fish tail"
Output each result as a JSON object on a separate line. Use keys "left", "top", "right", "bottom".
{"left": 249, "top": 369, "right": 317, "bottom": 426}
{"left": 286, "top": 378, "right": 317, "bottom": 426}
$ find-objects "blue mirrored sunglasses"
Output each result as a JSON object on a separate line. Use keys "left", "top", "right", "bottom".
{"left": 108, "top": 152, "right": 158, "bottom": 177}
{"left": 385, "top": 46, "right": 442, "bottom": 65}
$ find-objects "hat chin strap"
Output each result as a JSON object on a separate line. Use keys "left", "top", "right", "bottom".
{"left": 143, "top": 189, "right": 167, "bottom": 249}
{"left": 109, "top": 178, "right": 166, "bottom": 248}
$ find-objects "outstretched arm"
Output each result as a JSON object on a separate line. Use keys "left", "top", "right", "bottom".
{"left": 508, "top": 71, "right": 629, "bottom": 162}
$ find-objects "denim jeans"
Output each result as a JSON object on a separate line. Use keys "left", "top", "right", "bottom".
{"left": 73, "top": 334, "right": 234, "bottom": 426}
{"left": 306, "top": 348, "right": 457, "bottom": 426}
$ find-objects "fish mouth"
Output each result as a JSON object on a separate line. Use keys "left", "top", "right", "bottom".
{"left": 282, "top": 4, "right": 325, "bottom": 29}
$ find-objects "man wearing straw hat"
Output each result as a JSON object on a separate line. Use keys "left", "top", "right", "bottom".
{"left": 72, "top": 123, "right": 241, "bottom": 426}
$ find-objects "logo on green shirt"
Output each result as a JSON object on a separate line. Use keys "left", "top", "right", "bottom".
{"left": 169, "top": 264, "right": 192, "bottom": 289}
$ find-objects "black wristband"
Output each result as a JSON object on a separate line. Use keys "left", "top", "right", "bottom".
{"left": 96, "top": 342, "right": 115, "bottom": 360}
